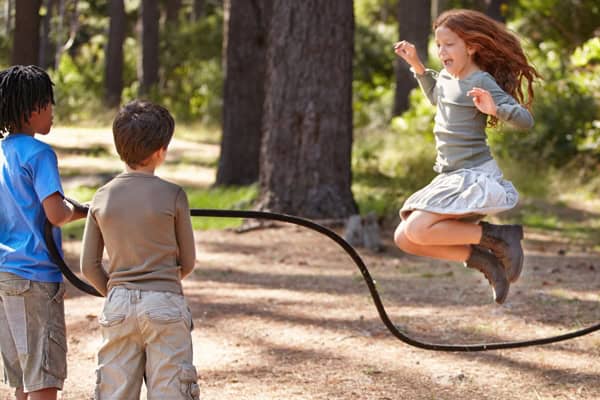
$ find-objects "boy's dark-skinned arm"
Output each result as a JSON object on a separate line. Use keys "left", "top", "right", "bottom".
{"left": 43, "top": 192, "right": 88, "bottom": 227}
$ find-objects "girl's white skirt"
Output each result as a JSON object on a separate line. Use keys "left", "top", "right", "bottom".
{"left": 399, "top": 159, "right": 518, "bottom": 220}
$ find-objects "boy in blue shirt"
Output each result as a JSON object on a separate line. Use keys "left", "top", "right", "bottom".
{"left": 0, "top": 65, "right": 87, "bottom": 400}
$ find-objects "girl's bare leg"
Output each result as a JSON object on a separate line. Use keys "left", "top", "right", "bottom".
{"left": 403, "top": 210, "right": 482, "bottom": 245}
{"left": 394, "top": 211, "right": 483, "bottom": 262}
{"left": 15, "top": 387, "right": 27, "bottom": 400}
{"left": 28, "top": 388, "right": 57, "bottom": 400}
{"left": 394, "top": 211, "right": 511, "bottom": 303}
{"left": 394, "top": 223, "right": 471, "bottom": 261}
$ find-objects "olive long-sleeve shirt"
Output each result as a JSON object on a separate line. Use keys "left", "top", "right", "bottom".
{"left": 80, "top": 172, "right": 196, "bottom": 296}
{"left": 415, "top": 68, "right": 534, "bottom": 173}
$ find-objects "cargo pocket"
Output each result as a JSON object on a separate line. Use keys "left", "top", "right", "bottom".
{"left": 179, "top": 363, "right": 199, "bottom": 400}
{"left": 50, "top": 283, "right": 65, "bottom": 303}
{"left": 146, "top": 308, "right": 182, "bottom": 324}
{"left": 42, "top": 328, "right": 67, "bottom": 380}
{"left": 98, "top": 313, "right": 126, "bottom": 328}
{"left": 0, "top": 277, "right": 30, "bottom": 296}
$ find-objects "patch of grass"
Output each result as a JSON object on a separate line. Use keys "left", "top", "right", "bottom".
{"left": 186, "top": 185, "right": 259, "bottom": 230}
{"left": 62, "top": 220, "right": 87, "bottom": 241}
{"left": 61, "top": 186, "right": 99, "bottom": 240}
{"left": 65, "top": 186, "right": 98, "bottom": 204}
{"left": 352, "top": 128, "right": 436, "bottom": 218}
{"left": 352, "top": 171, "right": 405, "bottom": 217}
{"left": 175, "top": 122, "right": 221, "bottom": 145}
{"left": 500, "top": 199, "right": 600, "bottom": 246}
{"left": 54, "top": 144, "right": 111, "bottom": 157}
{"left": 165, "top": 155, "right": 218, "bottom": 168}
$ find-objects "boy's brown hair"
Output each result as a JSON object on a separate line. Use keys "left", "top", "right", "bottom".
{"left": 112, "top": 100, "right": 175, "bottom": 168}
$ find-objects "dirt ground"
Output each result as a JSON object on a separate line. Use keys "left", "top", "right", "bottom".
{"left": 2, "top": 223, "right": 598, "bottom": 400}
{"left": 1, "top": 129, "right": 599, "bottom": 399}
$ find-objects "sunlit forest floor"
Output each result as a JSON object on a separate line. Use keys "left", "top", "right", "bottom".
{"left": 1, "top": 127, "right": 598, "bottom": 399}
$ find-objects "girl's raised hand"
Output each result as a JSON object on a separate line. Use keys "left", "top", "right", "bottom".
{"left": 393, "top": 41, "right": 424, "bottom": 73}
{"left": 467, "top": 87, "right": 497, "bottom": 116}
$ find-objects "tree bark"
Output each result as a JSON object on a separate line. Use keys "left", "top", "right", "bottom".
{"left": 485, "top": 0, "right": 507, "bottom": 22}
{"left": 259, "top": 0, "right": 357, "bottom": 219}
{"left": 393, "top": 0, "right": 431, "bottom": 116}
{"left": 216, "top": 0, "right": 272, "bottom": 186}
{"left": 431, "top": 0, "right": 448, "bottom": 20}
{"left": 139, "top": 0, "right": 159, "bottom": 96}
{"left": 165, "top": 0, "right": 181, "bottom": 23}
{"left": 4, "top": 0, "right": 12, "bottom": 36}
{"left": 12, "top": 0, "right": 42, "bottom": 65}
{"left": 192, "top": 0, "right": 205, "bottom": 21}
{"left": 39, "top": 0, "right": 56, "bottom": 69}
{"left": 104, "top": 0, "right": 126, "bottom": 107}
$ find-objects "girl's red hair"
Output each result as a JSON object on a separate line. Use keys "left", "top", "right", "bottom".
{"left": 434, "top": 9, "right": 540, "bottom": 125}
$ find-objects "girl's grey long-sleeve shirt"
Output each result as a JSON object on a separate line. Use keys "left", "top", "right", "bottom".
{"left": 415, "top": 68, "right": 534, "bottom": 173}
{"left": 80, "top": 172, "right": 196, "bottom": 296}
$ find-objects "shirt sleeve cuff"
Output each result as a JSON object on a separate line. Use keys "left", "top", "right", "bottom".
{"left": 410, "top": 67, "right": 437, "bottom": 78}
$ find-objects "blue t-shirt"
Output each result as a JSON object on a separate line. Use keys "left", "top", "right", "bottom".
{"left": 0, "top": 134, "right": 64, "bottom": 282}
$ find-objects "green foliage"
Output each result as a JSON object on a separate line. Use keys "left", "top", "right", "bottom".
{"left": 354, "top": 0, "right": 398, "bottom": 26}
{"left": 490, "top": 36, "right": 600, "bottom": 173}
{"left": 0, "top": 34, "right": 9, "bottom": 66}
{"left": 491, "top": 80, "right": 598, "bottom": 168}
{"left": 120, "top": 13, "right": 224, "bottom": 124}
{"left": 353, "top": 88, "right": 437, "bottom": 216}
{"left": 51, "top": 35, "right": 110, "bottom": 125}
{"left": 154, "top": 11, "right": 224, "bottom": 124}
{"left": 512, "top": 0, "right": 600, "bottom": 53}
{"left": 353, "top": 13, "right": 396, "bottom": 128}
{"left": 186, "top": 185, "right": 259, "bottom": 230}
{"left": 48, "top": 7, "right": 224, "bottom": 125}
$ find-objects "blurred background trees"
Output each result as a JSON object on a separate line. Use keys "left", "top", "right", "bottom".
{"left": 0, "top": 0, "right": 598, "bottom": 218}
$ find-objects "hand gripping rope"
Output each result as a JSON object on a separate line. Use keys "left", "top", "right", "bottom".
{"left": 45, "top": 207, "right": 600, "bottom": 352}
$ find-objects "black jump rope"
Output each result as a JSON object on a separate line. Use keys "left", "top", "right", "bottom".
{"left": 45, "top": 201, "right": 600, "bottom": 352}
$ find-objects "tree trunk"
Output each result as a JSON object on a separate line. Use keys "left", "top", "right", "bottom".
{"left": 165, "top": 0, "right": 181, "bottom": 23}
{"left": 39, "top": 0, "right": 57, "bottom": 69}
{"left": 12, "top": 0, "right": 42, "bottom": 65}
{"left": 192, "top": 0, "right": 205, "bottom": 21}
{"left": 393, "top": 0, "right": 431, "bottom": 116}
{"left": 4, "top": 0, "right": 12, "bottom": 36}
{"left": 259, "top": 1, "right": 357, "bottom": 219}
{"left": 139, "top": 0, "right": 159, "bottom": 96}
{"left": 485, "top": 0, "right": 507, "bottom": 22}
{"left": 104, "top": 0, "right": 126, "bottom": 108}
{"left": 431, "top": 0, "right": 448, "bottom": 19}
{"left": 216, "top": 0, "right": 272, "bottom": 186}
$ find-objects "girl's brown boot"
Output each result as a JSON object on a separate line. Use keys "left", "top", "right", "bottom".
{"left": 465, "top": 245, "right": 510, "bottom": 304}
{"left": 479, "top": 221, "right": 524, "bottom": 283}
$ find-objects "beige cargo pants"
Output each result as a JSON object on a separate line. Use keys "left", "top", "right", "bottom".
{"left": 95, "top": 287, "right": 199, "bottom": 400}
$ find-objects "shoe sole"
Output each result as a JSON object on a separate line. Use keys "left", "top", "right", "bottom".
{"left": 508, "top": 225, "right": 524, "bottom": 283}
{"left": 494, "top": 281, "right": 510, "bottom": 304}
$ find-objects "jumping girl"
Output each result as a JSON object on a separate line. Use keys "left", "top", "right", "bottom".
{"left": 393, "top": 9, "right": 540, "bottom": 304}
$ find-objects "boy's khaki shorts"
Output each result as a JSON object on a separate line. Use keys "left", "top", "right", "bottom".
{"left": 0, "top": 271, "right": 67, "bottom": 393}
{"left": 96, "top": 287, "right": 199, "bottom": 400}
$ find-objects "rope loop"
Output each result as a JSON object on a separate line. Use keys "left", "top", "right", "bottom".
{"left": 45, "top": 207, "right": 600, "bottom": 352}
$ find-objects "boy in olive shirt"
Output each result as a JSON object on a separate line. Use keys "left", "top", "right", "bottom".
{"left": 80, "top": 100, "right": 198, "bottom": 399}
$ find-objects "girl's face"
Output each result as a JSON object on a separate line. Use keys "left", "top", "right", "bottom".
{"left": 434, "top": 25, "right": 476, "bottom": 79}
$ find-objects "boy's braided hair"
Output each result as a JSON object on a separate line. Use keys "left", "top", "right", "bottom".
{"left": 0, "top": 65, "right": 55, "bottom": 138}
